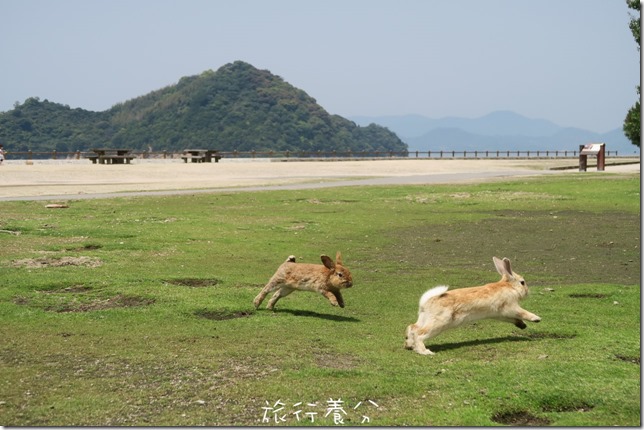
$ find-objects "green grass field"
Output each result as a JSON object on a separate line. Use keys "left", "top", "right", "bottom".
{"left": 0, "top": 172, "right": 640, "bottom": 426}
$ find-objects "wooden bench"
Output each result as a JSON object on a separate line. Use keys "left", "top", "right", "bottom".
{"left": 87, "top": 148, "right": 134, "bottom": 164}
{"left": 182, "top": 149, "right": 222, "bottom": 163}
{"left": 182, "top": 150, "right": 208, "bottom": 163}
{"left": 181, "top": 155, "right": 207, "bottom": 163}
{"left": 209, "top": 151, "right": 223, "bottom": 163}
{"left": 100, "top": 155, "right": 134, "bottom": 164}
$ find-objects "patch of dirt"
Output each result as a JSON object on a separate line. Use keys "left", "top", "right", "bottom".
{"left": 405, "top": 191, "right": 564, "bottom": 205}
{"left": 287, "top": 224, "right": 307, "bottom": 231}
{"left": 14, "top": 294, "right": 155, "bottom": 313}
{"left": 12, "top": 256, "right": 102, "bottom": 268}
{"left": 165, "top": 278, "right": 221, "bottom": 288}
{"left": 615, "top": 354, "right": 640, "bottom": 365}
{"left": 194, "top": 309, "right": 253, "bottom": 320}
{"left": 65, "top": 244, "right": 102, "bottom": 251}
{"left": 520, "top": 332, "right": 577, "bottom": 340}
{"left": 233, "top": 283, "right": 264, "bottom": 290}
{"left": 314, "top": 351, "right": 361, "bottom": 370}
{"left": 51, "top": 295, "right": 154, "bottom": 313}
{"left": 491, "top": 410, "right": 551, "bottom": 426}
{"left": 541, "top": 401, "right": 594, "bottom": 413}
{"left": 39, "top": 285, "right": 93, "bottom": 294}
{"left": 12, "top": 296, "right": 30, "bottom": 306}
{"left": 0, "top": 229, "right": 21, "bottom": 236}
{"left": 300, "top": 198, "right": 359, "bottom": 205}
{"left": 568, "top": 293, "right": 608, "bottom": 299}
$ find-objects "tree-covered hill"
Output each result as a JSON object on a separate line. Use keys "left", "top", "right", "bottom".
{"left": 0, "top": 98, "right": 112, "bottom": 154}
{"left": 0, "top": 61, "right": 406, "bottom": 155}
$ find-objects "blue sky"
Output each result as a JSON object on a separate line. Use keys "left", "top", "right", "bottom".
{"left": 0, "top": 0, "right": 639, "bottom": 133}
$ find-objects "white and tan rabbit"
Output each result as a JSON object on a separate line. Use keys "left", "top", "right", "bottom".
{"left": 405, "top": 257, "right": 541, "bottom": 355}
{"left": 253, "top": 251, "right": 353, "bottom": 310}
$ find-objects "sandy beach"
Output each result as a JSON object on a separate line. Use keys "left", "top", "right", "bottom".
{"left": 0, "top": 157, "right": 639, "bottom": 201}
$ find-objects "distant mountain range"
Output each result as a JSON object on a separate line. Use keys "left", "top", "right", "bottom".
{"left": 350, "top": 111, "right": 640, "bottom": 156}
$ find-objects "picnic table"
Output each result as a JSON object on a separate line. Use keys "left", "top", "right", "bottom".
{"left": 181, "top": 149, "right": 222, "bottom": 163}
{"left": 87, "top": 148, "right": 134, "bottom": 164}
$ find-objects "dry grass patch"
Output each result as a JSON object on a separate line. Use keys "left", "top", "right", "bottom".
{"left": 13, "top": 293, "right": 155, "bottom": 313}
{"left": 193, "top": 308, "right": 253, "bottom": 320}
{"left": 12, "top": 256, "right": 102, "bottom": 268}
{"left": 164, "top": 278, "right": 222, "bottom": 288}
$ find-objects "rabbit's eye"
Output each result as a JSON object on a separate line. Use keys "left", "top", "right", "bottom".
{"left": 520, "top": 280, "right": 526, "bottom": 286}
{"left": 337, "top": 272, "right": 344, "bottom": 277}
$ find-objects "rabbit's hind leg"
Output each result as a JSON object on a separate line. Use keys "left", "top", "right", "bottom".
{"left": 412, "top": 324, "right": 443, "bottom": 355}
{"left": 267, "top": 287, "right": 294, "bottom": 310}
{"left": 253, "top": 280, "right": 281, "bottom": 309}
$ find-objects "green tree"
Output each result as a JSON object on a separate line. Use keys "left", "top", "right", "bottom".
{"left": 623, "top": 0, "right": 640, "bottom": 147}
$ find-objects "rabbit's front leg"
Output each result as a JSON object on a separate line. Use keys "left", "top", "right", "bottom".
{"left": 500, "top": 306, "right": 541, "bottom": 324}
{"left": 513, "top": 307, "right": 541, "bottom": 323}
{"left": 493, "top": 316, "right": 527, "bottom": 329}
{"left": 332, "top": 290, "right": 345, "bottom": 308}
{"left": 514, "top": 319, "right": 527, "bottom": 329}
{"left": 321, "top": 290, "right": 344, "bottom": 307}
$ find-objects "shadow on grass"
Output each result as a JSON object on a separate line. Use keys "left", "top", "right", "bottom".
{"left": 274, "top": 308, "right": 361, "bottom": 322}
{"left": 430, "top": 335, "right": 533, "bottom": 352}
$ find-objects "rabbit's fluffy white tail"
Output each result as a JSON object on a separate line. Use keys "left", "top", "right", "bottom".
{"left": 419, "top": 285, "right": 448, "bottom": 307}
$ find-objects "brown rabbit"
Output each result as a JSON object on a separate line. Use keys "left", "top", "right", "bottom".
{"left": 405, "top": 257, "right": 541, "bottom": 355}
{"left": 253, "top": 251, "right": 353, "bottom": 310}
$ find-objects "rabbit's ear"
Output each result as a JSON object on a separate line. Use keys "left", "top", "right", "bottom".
{"left": 493, "top": 257, "right": 514, "bottom": 279}
{"left": 321, "top": 255, "right": 335, "bottom": 270}
{"left": 335, "top": 251, "right": 343, "bottom": 266}
{"left": 493, "top": 257, "right": 509, "bottom": 276}
{"left": 502, "top": 258, "right": 513, "bottom": 274}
